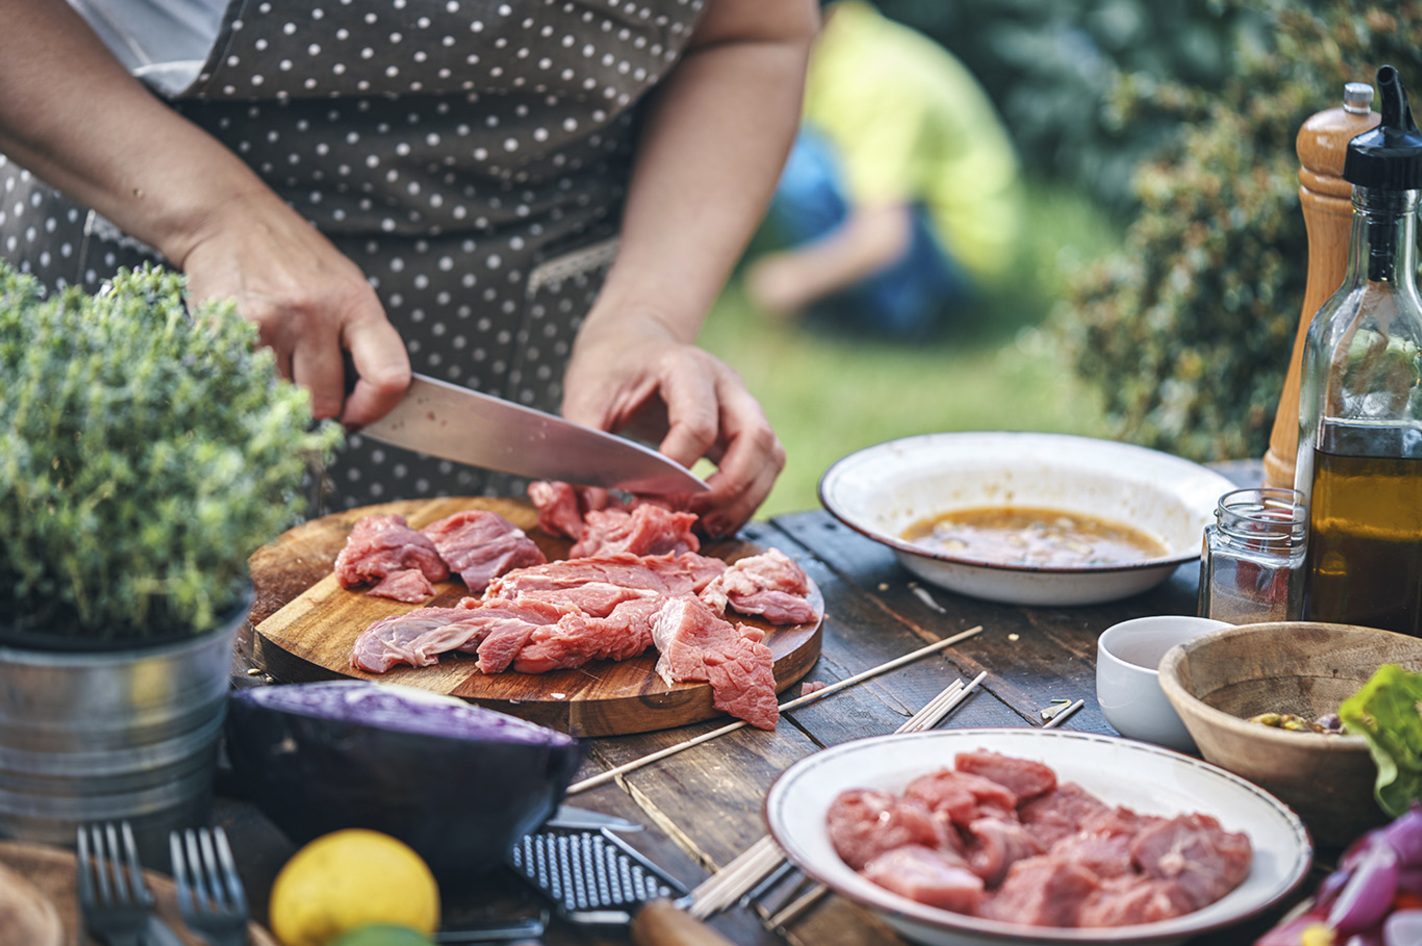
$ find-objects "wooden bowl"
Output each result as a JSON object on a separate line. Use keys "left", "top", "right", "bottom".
{"left": 1158, "top": 622, "right": 1422, "bottom": 848}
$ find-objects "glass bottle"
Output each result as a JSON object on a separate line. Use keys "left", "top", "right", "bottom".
{"left": 1294, "top": 65, "right": 1422, "bottom": 637}
{"left": 1198, "top": 488, "right": 1306, "bottom": 624}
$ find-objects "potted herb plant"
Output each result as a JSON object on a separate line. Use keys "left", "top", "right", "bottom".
{"left": 0, "top": 259, "right": 341, "bottom": 851}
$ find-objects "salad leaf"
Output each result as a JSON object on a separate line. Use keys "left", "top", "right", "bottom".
{"left": 1339, "top": 665, "right": 1422, "bottom": 818}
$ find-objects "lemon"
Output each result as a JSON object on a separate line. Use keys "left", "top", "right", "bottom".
{"left": 329, "top": 925, "right": 436, "bottom": 946}
{"left": 268, "top": 829, "right": 440, "bottom": 946}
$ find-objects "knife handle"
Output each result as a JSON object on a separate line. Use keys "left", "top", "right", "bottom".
{"left": 630, "top": 899, "right": 737, "bottom": 946}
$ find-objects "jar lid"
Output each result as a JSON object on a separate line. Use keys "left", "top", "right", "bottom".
{"left": 1345, "top": 65, "right": 1422, "bottom": 189}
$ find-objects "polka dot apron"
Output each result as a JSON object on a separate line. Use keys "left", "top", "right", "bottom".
{"left": 0, "top": 0, "right": 706, "bottom": 510}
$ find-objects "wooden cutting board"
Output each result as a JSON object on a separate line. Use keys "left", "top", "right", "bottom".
{"left": 0, "top": 840, "right": 277, "bottom": 946}
{"left": 249, "top": 496, "right": 823, "bottom": 736}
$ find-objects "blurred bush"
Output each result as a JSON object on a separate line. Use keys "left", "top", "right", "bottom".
{"left": 1061, "top": 1, "right": 1422, "bottom": 462}
{"left": 879, "top": 0, "right": 1257, "bottom": 210}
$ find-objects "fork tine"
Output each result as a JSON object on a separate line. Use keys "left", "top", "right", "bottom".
{"left": 211, "top": 827, "right": 249, "bottom": 914}
{"left": 170, "top": 830, "right": 196, "bottom": 915}
{"left": 118, "top": 821, "right": 153, "bottom": 904}
{"left": 103, "top": 823, "right": 131, "bottom": 905}
{"left": 75, "top": 825, "right": 96, "bottom": 905}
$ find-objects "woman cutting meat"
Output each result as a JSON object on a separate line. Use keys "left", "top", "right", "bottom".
{"left": 0, "top": 0, "right": 814, "bottom": 536}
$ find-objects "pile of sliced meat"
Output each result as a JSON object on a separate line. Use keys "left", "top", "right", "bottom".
{"left": 826, "top": 750, "right": 1253, "bottom": 928}
{"left": 339, "top": 482, "right": 820, "bottom": 731}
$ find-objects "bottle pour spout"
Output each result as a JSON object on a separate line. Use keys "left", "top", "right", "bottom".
{"left": 1343, "top": 65, "right": 1422, "bottom": 190}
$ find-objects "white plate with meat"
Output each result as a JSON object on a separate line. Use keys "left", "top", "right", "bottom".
{"left": 764, "top": 728, "right": 1312, "bottom": 946}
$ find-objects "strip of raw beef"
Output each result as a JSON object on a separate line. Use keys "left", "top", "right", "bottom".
{"left": 650, "top": 595, "right": 780, "bottom": 730}
{"left": 350, "top": 607, "right": 490, "bottom": 672}
{"left": 334, "top": 514, "right": 449, "bottom": 590}
{"left": 903, "top": 769, "right": 1018, "bottom": 828}
{"left": 422, "top": 510, "right": 547, "bottom": 592}
{"left": 486, "top": 551, "right": 725, "bottom": 600}
{"left": 1128, "top": 813, "right": 1252, "bottom": 910}
{"left": 826, "top": 788, "right": 949, "bottom": 870}
{"left": 699, "top": 549, "right": 817, "bottom": 624}
{"left": 454, "top": 597, "right": 576, "bottom": 674}
{"left": 862, "top": 846, "right": 984, "bottom": 913}
{"left": 528, "top": 480, "right": 599, "bottom": 540}
{"left": 367, "top": 568, "right": 437, "bottom": 603}
{"left": 570, "top": 504, "right": 700, "bottom": 558}
{"left": 350, "top": 598, "right": 568, "bottom": 673}
{"left": 978, "top": 857, "right": 1102, "bottom": 927}
{"left": 964, "top": 817, "right": 1045, "bottom": 887}
{"left": 954, "top": 750, "right": 1057, "bottom": 803}
{"left": 512, "top": 595, "right": 664, "bottom": 673}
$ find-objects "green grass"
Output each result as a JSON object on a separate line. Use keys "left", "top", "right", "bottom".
{"left": 699, "top": 180, "right": 1124, "bottom": 520}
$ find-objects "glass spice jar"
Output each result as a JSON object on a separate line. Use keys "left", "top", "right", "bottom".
{"left": 1198, "top": 488, "right": 1306, "bottom": 624}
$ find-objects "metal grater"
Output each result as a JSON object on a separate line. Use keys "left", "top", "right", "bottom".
{"left": 508, "top": 826, "right": 689, "bottom": 925}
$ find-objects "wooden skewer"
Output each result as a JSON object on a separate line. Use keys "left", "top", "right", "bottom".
{"left": 565, "top": 625, "right": 985, "bottom": 796}
{"left": 1042, "top": 698, "right": 1085, "bottom": 729}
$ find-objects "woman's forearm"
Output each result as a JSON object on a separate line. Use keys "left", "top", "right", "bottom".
{"left": 0, "top": 0, "right": 281, "bottom": 266}
{"left": 583, "top": 0, "right": 818, "bottom": 342}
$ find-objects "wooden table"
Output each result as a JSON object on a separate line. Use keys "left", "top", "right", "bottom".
{"left": 220, "top": 487, "right": 1316, "bottom": 946}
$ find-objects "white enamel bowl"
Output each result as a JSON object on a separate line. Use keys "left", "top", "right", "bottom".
{"left": 765, "top": 729, "right": 1312, "bottom": 946}
{"left": 818, "top": 432, "right": 1235, "bottom": 606}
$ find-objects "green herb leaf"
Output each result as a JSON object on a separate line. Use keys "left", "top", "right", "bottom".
{"left": 1338, "top": 663, "right": 1422, "bottom": 818}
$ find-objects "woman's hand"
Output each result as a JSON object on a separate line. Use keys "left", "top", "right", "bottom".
{"left": 562, "top": 310, "right": 785, "bottom": 537}
{"left": 177, "top": 193, "right": 410, "bottom": 428}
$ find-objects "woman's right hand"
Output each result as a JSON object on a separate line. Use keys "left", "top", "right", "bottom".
{"left": 177, "top": 193, "right": 410, "bottom": 428}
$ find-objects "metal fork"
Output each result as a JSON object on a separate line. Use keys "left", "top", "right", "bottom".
{"left": 689, "top": 672, "right": 987, "bottom": 930}
{"left": 76, "top": 821, "right": 156, "bottom": 946}
{"left": 170, "top": 826, "right": 250, "bottom": 946}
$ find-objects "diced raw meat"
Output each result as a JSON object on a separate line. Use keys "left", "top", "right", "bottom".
{"left": 486, "top": 551, "right": 725, "bottom": 600}
{"left": 904, "top": 769, "right": 1018, "bottom": 828}
{"left": 367, "top": 567, "right": 437, "bottom": 603}
{"left": 979, "top": 856, "right": 1100, "bottom": 927}
{"left": 650, "top": 595, "right": 780, "bottom": 730}
{"left": 1129, "top": 813, "right": 1252, "bottom": 910}
{"left": 704, "top": 631, "right": 780, "bottom": 731}
{"left": 1018, "top": 782, "right": 1110, "bottom": 849}
{"left": 1043, "top": 826, "right": 1137, "bottom": 880}
{"left": 700, "top": 549, "right": 818, "bottom": 625}
{"left": 955, "top": 750, "right": 1057, "bottom": 803}
{"left": 964, "top": 816, "right": 1045, "bottom": 887}
{"left": 862, "top": 845, "right": 984, "bottom": 913}
{"left": 335, "top": 515, "right": 449, "bottom": 589}
{"left": 351, "top": 607, "right": 491, "bottom": 673}
{"left": 827, "top": 789, "right": 947, "bottom": 870}
{"left": 570, "top": 504, "right": 700, "bottom": 558}
{"left": 528, "top": 480, "right": 587, "bottom": 540}
{"left": 1077, "top": 876, "right": 1196, "bottom": 927}
{"left": 453, "top": 597, "right": 573, "bottom": 674}
{"left": 512, "top": 596, "right": 663, "bottom": 673}
{"left": 422, "top": 510, "right": 546, "bottom": 592}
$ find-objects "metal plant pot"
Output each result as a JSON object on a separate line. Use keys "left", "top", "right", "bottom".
{"left": 0, "top": 596, "right": 245, "bottom": 864}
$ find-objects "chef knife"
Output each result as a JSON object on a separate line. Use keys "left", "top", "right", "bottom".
{"left": 353, "top": 371, "right": 708, "bottom": 495}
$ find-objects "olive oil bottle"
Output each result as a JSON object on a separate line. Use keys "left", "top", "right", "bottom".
{"left": 1296, "top": 66, "right": 1422, "bottom": 637}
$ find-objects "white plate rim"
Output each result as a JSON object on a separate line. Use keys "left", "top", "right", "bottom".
{"left": 817, "top": 431, "right": 1236, "bottom": 576}
{"left": 764, "top": 728, "right": 1314, "bottom": 944}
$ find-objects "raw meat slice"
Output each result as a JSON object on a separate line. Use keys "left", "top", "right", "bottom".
{"left": 350, "top": 607, "right": 490, "bottom": 673}
{"left": 527, "top": 480, "right": 587, "bottom": 540}
{"left": 351, "top": 598, "right": 568, "bottom": 673}
{"left": 1042, "top": 826, "right": 1137, "bottom": 880}
{"left": 862, "top": 845, "right": 984, "bottom": 913}
{"left": 367, "top": 567, "right": 437, "bottom": 603}
{"left": 903, "top": 769, "right": 1018, "bottom": 828}
{"left": 964, "top": 816, "right": 1045, "bottom": 887}
{"left": 453, "top": 597, "right": 572, "bottom": 674}
{"left": 650, "top": 595, "right": 781, "bottom": 730}
{"left": 827, "top": 788, "right": 947, "bottom": 871}
{"left": 486, "top": 551, "right": 725, "bottom": 600}
{"left": 422, "top": 510, "right": 546, "bottom": 592}
{"left": 700, "top": 548, "right": 818, "bottom": 625}
{"left": 979, "top": 857, "right": 1100, "bottom": 927}
{"left": 1018, "top": 782, "right": 1110, "bottom": 849}
{"left": 569, "top": 504, "right": 700, "bottom": 558}
{"left": 512, "top": 596, "right": 664, "bottom": 673}
{"left": 704, "top": 631, "right": 780, "bottom": 731}
{"left": 1129, "top": 813, "right": 1252, "bottom": 910}
{"left": 334, "top": 514, "right": 449, "bottom": 589}
{"left": 1077, "top": 876, "right": 1196, "bottom": 927}
{"left": 509, "top": 582, "right": 659, "bottom": 619}
{"left": 954, "top": 750, "right": 1057, "bottom": 802}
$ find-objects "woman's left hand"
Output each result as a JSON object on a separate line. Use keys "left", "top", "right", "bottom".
{"left": 561, "top": 313, "right": 784, "bottom": 538}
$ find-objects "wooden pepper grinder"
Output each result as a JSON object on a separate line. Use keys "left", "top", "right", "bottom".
{"left": 1262, "top": 82, "right": 1381, "bottom": 488}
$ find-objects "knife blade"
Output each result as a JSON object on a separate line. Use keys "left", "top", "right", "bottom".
{"left": 545, "top": 804, "right": 642, "bottom": 831}
{"left": 356, "top": 372, "right": 708, "bottom": 495}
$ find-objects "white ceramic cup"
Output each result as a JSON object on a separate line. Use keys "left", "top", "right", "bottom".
{"left": 1096, "top": 615, "right": 1231, "bottom": 752}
